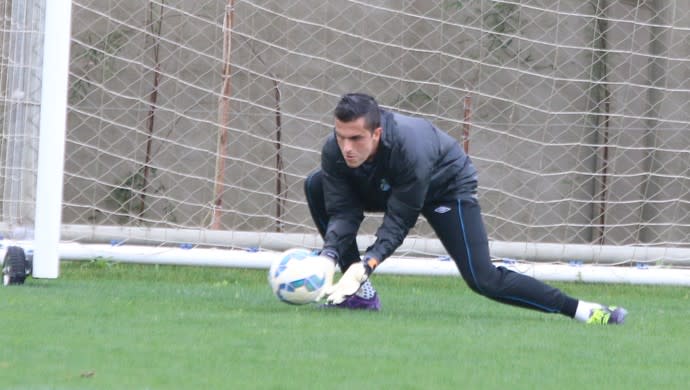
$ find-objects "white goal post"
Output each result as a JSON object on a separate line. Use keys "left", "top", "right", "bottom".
{"left": 2, "top": 1, "right": 690, "bottom": 285}
{"left": 31, "top": 0, "right": 72, "bottom": 278}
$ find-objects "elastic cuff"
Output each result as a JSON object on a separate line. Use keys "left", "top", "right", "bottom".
{"left": 362, "top": 254, "right": 380, "bottom": 275}
{"left": 320, "top": 248, "right": 339, "bottom": 261}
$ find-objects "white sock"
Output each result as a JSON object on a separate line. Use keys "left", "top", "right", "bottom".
{"left": 574, "top": 300, "right": 604, "bottom": 322}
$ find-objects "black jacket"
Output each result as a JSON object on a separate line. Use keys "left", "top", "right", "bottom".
{"left": 321, "top": 110, "right": 478, "bottom": 263}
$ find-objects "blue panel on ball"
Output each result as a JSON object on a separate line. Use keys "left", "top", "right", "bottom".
{"left": 278, "top": 274, "right": 325, "bottom": 293}
{"left": 273, "top": 250, "right": 310, "bottom": 278}
{"left": 304, "top": 274, "right": 326, "bottom": 291}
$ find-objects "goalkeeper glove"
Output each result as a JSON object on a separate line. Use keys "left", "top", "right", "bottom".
{"left": 325, "top": 255, "right": 379, "bottom": 305}
{"left": 314, "top": 249, "right": 338, "bottom": 301}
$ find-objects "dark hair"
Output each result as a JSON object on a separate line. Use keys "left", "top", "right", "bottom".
{"left": 334, "top": 93, "right": 381, "bottom": 132}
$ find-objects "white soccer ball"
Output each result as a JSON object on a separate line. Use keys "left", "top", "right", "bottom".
{"left": 268, "top": 248, "right": 334, "bottom": 305}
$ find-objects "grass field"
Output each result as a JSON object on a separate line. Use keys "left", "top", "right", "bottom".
{"left": 1, "top": 261, "right": 688, "bottom": 389}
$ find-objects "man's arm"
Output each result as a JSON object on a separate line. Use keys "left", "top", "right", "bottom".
{"left": 366, "top": 122, "right": 436, "bottom": 263}
{"left": 320, "top": 140, "right": 364, "bottom": 260}
{"left": 324, "top": 162, "right": 431, "bottom": 305}
{"left": 366, "top": 161, "right": 431, "bottom": 262}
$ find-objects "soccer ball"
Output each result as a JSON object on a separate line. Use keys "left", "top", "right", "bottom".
{"left": 268, "top": 248, "right": 334, "bottom": 305}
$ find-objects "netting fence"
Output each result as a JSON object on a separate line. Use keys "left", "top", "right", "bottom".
{"left": 2, "top": 0, "right": 690, "bottom": 268}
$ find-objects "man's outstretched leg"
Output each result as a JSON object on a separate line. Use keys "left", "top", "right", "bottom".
{"left": 424, "top": 198, "right": 627, "bottom": 324}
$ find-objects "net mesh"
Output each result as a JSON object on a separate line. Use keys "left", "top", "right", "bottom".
{"left": 2, "top": 0, "right": 690, "bottom": 257}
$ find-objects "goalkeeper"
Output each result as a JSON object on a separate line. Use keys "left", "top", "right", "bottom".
{"left": 304, "top": 92, "right": 627, "bottom": 325}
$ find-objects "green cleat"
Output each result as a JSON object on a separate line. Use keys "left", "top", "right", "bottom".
{"left": 586, "top": 306, "right": 628, "bottom": 325}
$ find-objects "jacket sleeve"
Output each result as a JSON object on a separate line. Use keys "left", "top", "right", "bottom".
{"left": 320, "top": 139, "right": 364, "bottom": 259}
{"left": 366, "top": 121, "right": 437, "bottom": 262}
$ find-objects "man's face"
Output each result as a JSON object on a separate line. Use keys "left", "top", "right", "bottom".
{"left": 334, "top": 117, "right": 382, "bottom": 168}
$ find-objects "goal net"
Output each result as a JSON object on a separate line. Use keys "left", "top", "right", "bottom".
{"left": 2, "top": 0, "right": 690, "bottom": 282}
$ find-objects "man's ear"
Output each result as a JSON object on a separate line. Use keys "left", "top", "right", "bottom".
{"left": 373, "top": 126, "right": 382, "bottom": 140}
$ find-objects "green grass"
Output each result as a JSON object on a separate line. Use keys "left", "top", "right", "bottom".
{"left": 1, "top": 261, "right": 689, "bottom": 389}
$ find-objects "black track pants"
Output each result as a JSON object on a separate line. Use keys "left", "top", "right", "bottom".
{"left": 422, "top": 198, "right": 575, "bottom": 313}
{"left": 305, "top": 171, "right": 577, "bottom": 314}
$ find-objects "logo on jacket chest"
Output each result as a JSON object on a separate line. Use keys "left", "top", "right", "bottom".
{"left": 379, "top": 178, "right": 391, "bottom": 192}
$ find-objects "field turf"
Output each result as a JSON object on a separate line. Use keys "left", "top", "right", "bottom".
{"left": 1, "top": 261, "right": 688, "bottom": 389}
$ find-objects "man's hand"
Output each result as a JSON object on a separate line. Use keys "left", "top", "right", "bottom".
{"left": 325, "top": 256, "right": 379, "bottom": 305}
{"left": 313, "top": 249, "right": 338, "bottom": 301}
